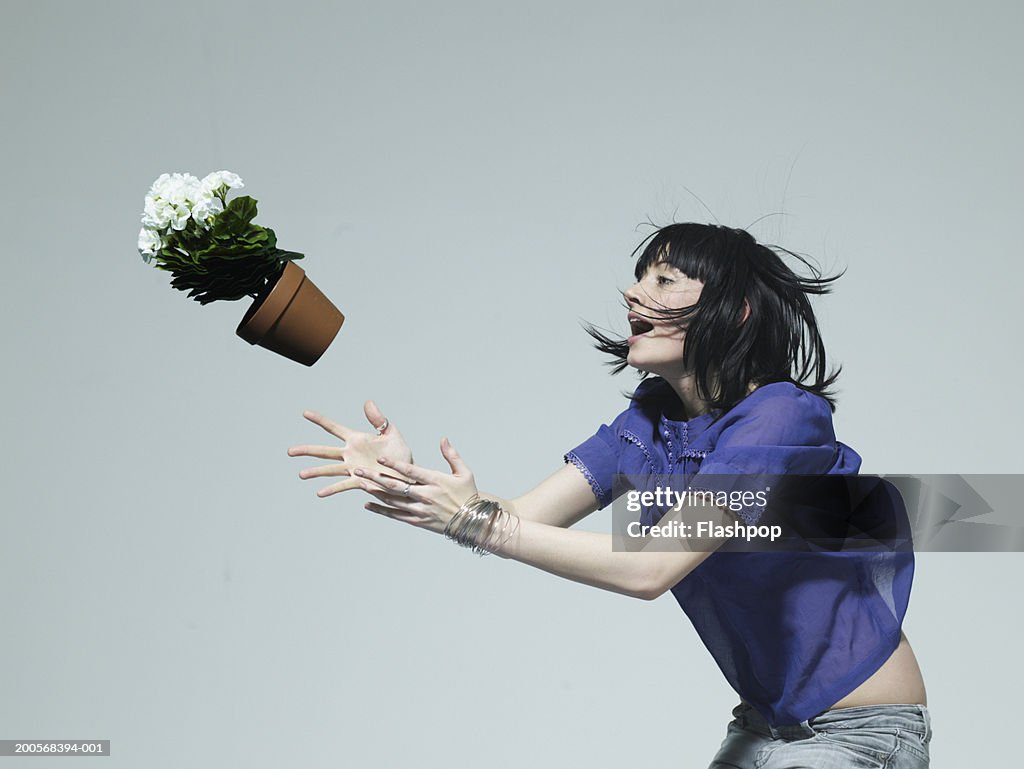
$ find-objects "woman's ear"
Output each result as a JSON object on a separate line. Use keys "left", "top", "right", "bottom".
{"left": 740, "top": 299, "right": 751, "bottom": 325}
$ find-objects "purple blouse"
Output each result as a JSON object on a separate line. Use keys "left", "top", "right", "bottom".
{"left": 564, "top": 377, "right": 914, "bottom": 726}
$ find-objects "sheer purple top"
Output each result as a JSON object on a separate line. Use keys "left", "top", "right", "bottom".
{"left": 564, "top": 377, "right": 914, "bottom": 726}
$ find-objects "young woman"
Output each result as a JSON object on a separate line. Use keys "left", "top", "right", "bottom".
{"left": 289, "top": 222, "right": 931, "bottom": 768}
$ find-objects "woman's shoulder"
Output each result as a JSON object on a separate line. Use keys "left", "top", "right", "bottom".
{"left": 632, "top": 378, "right": 825, "bottom": 408}
{"left": 624, "top": 378, "right": 833, "bottom": 432}
{"left": 737, "top": 381, "right": 831, "bottom": 414}
{"left": 711, "top": 381, "right": 836, "bottom": 445}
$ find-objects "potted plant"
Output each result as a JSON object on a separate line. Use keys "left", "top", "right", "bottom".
{"left": 137, "top": 171, "right": 344, "bottom": 366}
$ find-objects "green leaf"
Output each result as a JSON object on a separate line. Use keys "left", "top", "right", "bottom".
{"left": 151, "top": 197, "right": 308, "bottom": 304}
{"left": 213, "top": 195, "right": 259, "bottom": 237}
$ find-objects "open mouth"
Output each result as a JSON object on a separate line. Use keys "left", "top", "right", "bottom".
{"left": 628, "top": 315, "right": 655, "bottom": 336}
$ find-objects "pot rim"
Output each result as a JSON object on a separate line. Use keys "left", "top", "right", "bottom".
{"left": 236, "top": 261, "right": 307, "bottom": 344}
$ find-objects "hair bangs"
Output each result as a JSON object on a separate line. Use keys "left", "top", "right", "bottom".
{"left": 582, "top": 220, "right": 845, "bottom": 416}
{"left": 633, "top": 223, "right": 745, "bottom": 287}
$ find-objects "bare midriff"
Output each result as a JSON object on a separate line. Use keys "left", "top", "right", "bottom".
{"left": 740, "top": 630, "right": 927, "bottom": 718}
{"left": 826, "top": 629, "right": 928, "bottom": 709}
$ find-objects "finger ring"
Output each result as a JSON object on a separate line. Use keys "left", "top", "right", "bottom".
{"left": 376, "top": 417, "right": 390, "bottom": 436}
{"left": 402, "top": 483, "right": 412, "bottom": 497}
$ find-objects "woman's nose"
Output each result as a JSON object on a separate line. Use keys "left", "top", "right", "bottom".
{"left": 622, "top": 282, "right": 647, "bottom": 309}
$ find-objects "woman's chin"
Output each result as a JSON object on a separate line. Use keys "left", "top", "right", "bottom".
{"left": 627, "top": 355, "right": 658, "bottom": 376}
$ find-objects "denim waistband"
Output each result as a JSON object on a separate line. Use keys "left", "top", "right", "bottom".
{"left": 733, "top": 700, "right": 932, "bottom": 743}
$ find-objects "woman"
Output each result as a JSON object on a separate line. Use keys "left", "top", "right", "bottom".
{"left": 289, "top": 222, "right": 931, "bottom": 768}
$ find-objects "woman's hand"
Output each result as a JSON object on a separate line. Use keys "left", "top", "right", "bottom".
{"left": 288, "top": 400, "right": 414, "bottom": 497}
{"left": 354, "top": 437, "right": 478, "bottom": 535}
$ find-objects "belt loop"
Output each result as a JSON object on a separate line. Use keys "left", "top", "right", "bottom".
{"left": 920, "top": 705, "right": 932, "bottom": 743}
{"left": 768, "top": 720, "right": 816, "bottom": 741}
{"left": 733, "top": 702, "right": 749, "bottom": 730}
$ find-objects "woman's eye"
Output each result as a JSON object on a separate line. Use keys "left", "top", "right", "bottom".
{"left": 657, "top": 276, "right": 674, "bottom": 286}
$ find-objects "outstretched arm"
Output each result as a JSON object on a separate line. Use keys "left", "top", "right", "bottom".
{"left": 351, "top": 439, "right": 733, "bottom": 601}
{"left": 290, "top": 406, "right": 601, "bottom": 527}
{"left": 498, "top": 463, "right": 602, "bottom": 528}
{"left": 482, "top": 514, "right": 721, "bottom": 600}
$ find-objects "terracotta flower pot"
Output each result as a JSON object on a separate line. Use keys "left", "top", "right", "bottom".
{"left": 236, "top": 261, "right": 344, "bottom": 366}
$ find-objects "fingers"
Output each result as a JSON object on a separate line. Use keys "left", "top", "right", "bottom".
{"left": 361, "top": 486, "right": 422, "bottom": 510}
{"left": 287, "top": 444, "right": 344, "bottom": 460}
{"left": 440, "top": 437, "right": 470, "bottom": 476}
{"left": 363, "top": 400, "right": 390, "bottom": 435}
{"left": 314, "top": 478, "right": 365, "bottom": 497}
{"left": 364, "top": 501, "right": 422, "bottom": 525}
{"left": 352, "top": 467, "right": 427, "bottom": 503}
{"left": 303, "top": 410, "right": 353, "bottom": 442}
{"left": 375, "top": 456, "right": 433, "bottom": 484}
{"left": 315, "top": 472, "right": 416, "bottom": 497}
{"left": 298, "top": 462, "right": 347, "bottom": 480}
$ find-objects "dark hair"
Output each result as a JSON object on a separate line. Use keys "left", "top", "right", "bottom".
{"left": 583, "top": 222, "right": 844, "bottom": 414}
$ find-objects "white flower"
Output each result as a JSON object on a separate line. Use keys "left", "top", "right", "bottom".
{"left": 148, "top": 172, "right": 198, "bottom": 205}
{"left": 146, "top": 173, "right": 172, "bottom": 198}
{"left": 166, "top": 174, "right": 202, "bottom": 206}
{"left": 138, "top": 170, "right": 245, "bottom": 254}
{"left": 142, "top": 172, "right": 210, "bottom": 231}
{"left": 200, "top": 170, "right": 244, "bottom": 197}
{"left": 191, "top": 194, "right": 224, "bottom": 227}
{"left": 141, "top": 197, "right": 176, "bottom": 230}
{"left": 169, "top": 203, "right": 192, "bottom": 231}
{"left": 138, "top": 227, "right": 163, "bottom": 262}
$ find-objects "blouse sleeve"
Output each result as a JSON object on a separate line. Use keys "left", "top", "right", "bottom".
{"left": 563, "top": 379, "right": 658, "bottom": 510}
{"left": 693, "top": 385, "right": 840, "bottom": 524}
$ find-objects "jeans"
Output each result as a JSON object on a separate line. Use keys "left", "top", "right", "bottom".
{"left": 708, "top": 700, "right": 932, "bottom": 768}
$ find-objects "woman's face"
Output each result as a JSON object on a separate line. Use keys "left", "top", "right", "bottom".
{"left": 624, "top": 259, "right": 705, "bottom": 377}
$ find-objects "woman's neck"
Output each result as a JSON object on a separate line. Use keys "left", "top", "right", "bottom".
{"left": 661, "top": 374, "right": 757, "bottom": 419}
{"left": 663, "top": 374, "right": 712, "bottom": 420}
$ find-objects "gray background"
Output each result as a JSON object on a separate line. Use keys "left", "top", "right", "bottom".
{"left": 2, "top": 1, "right": 1020, "bottom": 766}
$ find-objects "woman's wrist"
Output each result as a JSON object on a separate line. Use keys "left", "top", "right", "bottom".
{"left": 444, "top": 493, "right": 521, "bottom": 556}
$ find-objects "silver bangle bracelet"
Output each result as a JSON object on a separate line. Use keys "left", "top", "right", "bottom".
{"left": 445, "top": 494, "right": 520, "bottom": 556}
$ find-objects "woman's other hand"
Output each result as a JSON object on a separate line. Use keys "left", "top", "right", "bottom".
{"left": 289, "top": 400, "right": 414, "bottom": 497}
{"left": 354, "top": 437, "right": 478, "bottom": 535}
